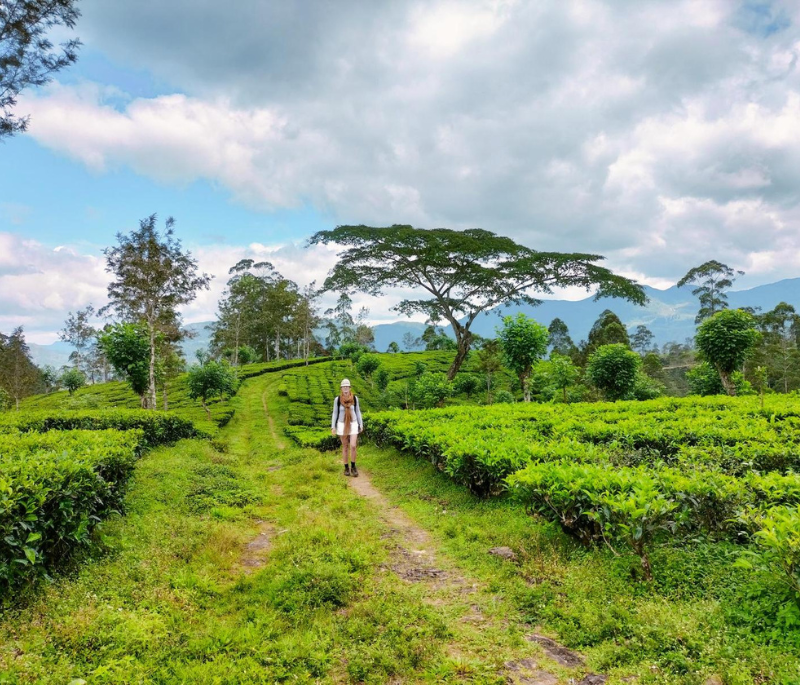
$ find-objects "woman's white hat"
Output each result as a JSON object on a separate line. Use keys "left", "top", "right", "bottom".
{"left": 340, "top": 378, "right": 351, "bottom": 387}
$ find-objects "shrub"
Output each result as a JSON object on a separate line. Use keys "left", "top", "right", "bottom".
{"left": 411, "top": 372, "right": 452, "bottom": 409}
{"left": 0, "top": 409, "right": 200, "bottom": 447}
{"left": 687, "top": 361, "right": 724, "bottom": 396}
{"left": 60, "top": 368, "right": 86, "bottom": 395}
{"left": 629, "top": 371, "right": 664, "bottom": 401}
{"left": 375, "top": 367, "right": 390, "bottom": 392}
{"left": 187, "top": 361, "right": 239, "bottom": 419}
{"left": 0, "top": 430, "right": 141, "bottom": 592}
{"left": 493, "top": 390, "right": 515, "bottom": 404}
{"left": 737, "top": 506, "right": 800, "bottom": 610}
{"left": 587, "top": 344, "right": 641, "bottom": 401}
{"left": 356, "top": 354, "right": 380, "bottom": 381}
{"left": 453, "top": 374, "right": 479, "bottom": 398}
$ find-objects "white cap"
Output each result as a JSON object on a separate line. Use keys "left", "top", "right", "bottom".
{"left": 340, "top": 378, "right": 351, "bottom": 387}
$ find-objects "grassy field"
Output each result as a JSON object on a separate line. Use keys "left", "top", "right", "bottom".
{"left": 2, "top": 358, "right": 799, "bottom": 683}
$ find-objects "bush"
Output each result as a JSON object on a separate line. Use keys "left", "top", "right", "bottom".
{"left": 0, "top": 429, "right": 141, "bottom": 593}
{"left": 587, "top": 344, "right": 641, "bottom": 401}
{"left": 0, "top": 409, "right": 200, "bottom": 447}
{"left": 737, "top": 506, "right": 800, "bottom": 609}
{"left": 375, "top": 367, "right": 390, "bottom": 392}
{"left": 687, "top": 361, "right": 724, "bottom": 396}
{"left": 187, "top": 361, "right": 239, "bottom": 419}
{"left": 493, "top": 390, "right": 515, "bottom": 404}
{"left": 356, "top": 354, "right": 380, "bottom": 380}
{"left": 60, "top": 368, "right": 86, "bottom": 395}
{"left": 629, "top": 371, "right": 664, "bottom": 400}
{"left": 453, "top": 374, "right": 479, "bottom": 398}
{"left": 411, "top": 372, "right": 452, "bottom": 409}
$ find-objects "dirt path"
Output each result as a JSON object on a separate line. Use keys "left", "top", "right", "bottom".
{"left": 346, "top": 470, "right": 598, "bottom": 684}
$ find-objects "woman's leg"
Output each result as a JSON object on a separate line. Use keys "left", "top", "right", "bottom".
{"left": 348, "top": 434, "right": 358, "bottom": 475}
{"left": 340, "top": 435, "right": 349, "bottom": 466}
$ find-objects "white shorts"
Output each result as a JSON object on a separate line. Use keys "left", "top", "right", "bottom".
{"left": 336, "top": 421, "right": 359, "bottom": 436}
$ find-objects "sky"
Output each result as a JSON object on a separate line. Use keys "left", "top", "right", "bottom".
{"left": 2, "top": 0, "right": 800, "bottom": 343}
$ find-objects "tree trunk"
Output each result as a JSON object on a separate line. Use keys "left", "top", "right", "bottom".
{"left": 718, "top": 368, "right": 736, "bottom": 396}
{"left": 147, "top": 325, "right": 157, "bottom": 410}
{"left": 447, "top": 326, "right": 473, "bottom": 380}
{"left": 201, "top": 398, "right": 211, "bottom": 419}
{"left": 522, "top": 373, "right": 531, "bottom": 402}
{"left": 233, "top": 312, "right": 240, "bottom": 366}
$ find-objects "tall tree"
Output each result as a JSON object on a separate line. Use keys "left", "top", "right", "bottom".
{"left": 296, "top": 282, "right": 321, "bottom": 364}
{"left": 0, "top": 327, "right": 39, "bottom": 409}
{"left": 59, "top": 305, "right": 96, "bottom": 378}
{"left": 677, "top": 260, "right": 744, "bottom": 324}
{"left": 324, "top": 293, "right": 356, "bottom": 350}
{"left": 0, "top": 0, "right": 81, "bottom": 139}
{"left": 354, "top": 306, "right": 375, "bottom": 349}
{"left": 548, "top": 318, "right": 576, "bottom": 357}
{"left": 310, "top": 225, "right": 646, "bottom": 379}
{"left": 630, "top": 324, "right": 656, "bottom": 356}
{"left": 101, "top": 215, "right": 211, "bottom": 409}
{"left": 756, "top": 302, "right": 800, "bottom": 393}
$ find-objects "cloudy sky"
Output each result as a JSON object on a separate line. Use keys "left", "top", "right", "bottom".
{"left": 3, "top": 0, "right": 799, "bottom": 343}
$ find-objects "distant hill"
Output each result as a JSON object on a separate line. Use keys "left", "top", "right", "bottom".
{"left": 27, "top": 278, "right": 800, "bottom": 366}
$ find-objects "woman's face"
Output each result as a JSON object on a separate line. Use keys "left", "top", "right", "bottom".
{"left": 342, "top": 386, "right": 351, "bottom": 397}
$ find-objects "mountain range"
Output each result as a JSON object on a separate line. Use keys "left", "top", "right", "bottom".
{"left": 28, "top": 278, "right": 800, "bottom": 367}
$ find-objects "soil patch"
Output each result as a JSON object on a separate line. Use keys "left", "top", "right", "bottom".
{"left": 240, "top": 521, "right": 274, "bottom": 571}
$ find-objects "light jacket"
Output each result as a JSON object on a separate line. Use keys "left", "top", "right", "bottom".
{"left": 331, "top": 395, "right": 364, "bottom": 431}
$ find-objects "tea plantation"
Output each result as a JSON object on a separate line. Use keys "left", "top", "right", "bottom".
{"left": 2, "top": 355, "right": 799, "bottom": 683}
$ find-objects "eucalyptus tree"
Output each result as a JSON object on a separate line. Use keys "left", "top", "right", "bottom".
{"left": 0, "top": 0, "right": 81, "bottom": 139}
{"left": 0, "top": 327, "right": 39, "bottom": 409}
{"left": 102, "top": 215, "right": 211, "bottom": 409}
{"left": 677, "top": 260, "right": 744, "bottom": 324}
{"left": 310, "top": 225, "right": 647, "bottom": 379}
{"left": 59, "top": 305, "right": 96, "bottom": 379}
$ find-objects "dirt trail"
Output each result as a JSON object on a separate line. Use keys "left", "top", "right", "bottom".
{"left": 347, "top": 470, "right": 598, "bottom": 684}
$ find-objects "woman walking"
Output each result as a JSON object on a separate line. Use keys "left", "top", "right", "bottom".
{"left": 331, "top": 378, "right": 363, "bottom": 476}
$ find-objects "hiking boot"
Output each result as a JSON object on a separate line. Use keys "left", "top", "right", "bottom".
{"left": 344, "top": 465, "right": 351, "bottom": 477}
{"left": 350, "top": 465, "right": 359, "bottom": 477}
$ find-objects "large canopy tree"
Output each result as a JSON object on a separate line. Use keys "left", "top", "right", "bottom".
{"left": 309, "top": 225, "right": 647, "bottom": 379}
{"left": 677, "top": 260, "right": 744, "bottom": 324}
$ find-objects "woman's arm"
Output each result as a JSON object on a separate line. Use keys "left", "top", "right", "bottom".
{"left": 331, "top": 397, "right": 339, "bottom": 431}
{"left": 355, "top": 396, "right": 364, "bottom": 432}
